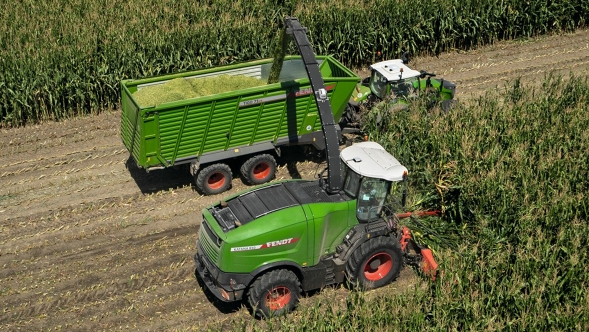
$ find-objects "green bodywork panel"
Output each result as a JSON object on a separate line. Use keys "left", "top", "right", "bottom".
{"left": 197, "top": 180, "right": 361, "bottom": 274}
{"left": 214, "top": 205, "right": 310, "bottom": 272}
{"left": 349, "top": 84, "right": 371, "bottom": 106}
{"left": 307, "top": 200, "right": 356, "bottom": 262}
{"left": 120, "top": 56, "right": 360, "bottom": 169}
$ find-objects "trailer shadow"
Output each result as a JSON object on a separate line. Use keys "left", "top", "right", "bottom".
{"left": 275, "top": 145, "right": 326, "bottom": 181}
{"left": 125, "top": 144, "right": 331, "bottom": 195}
{"left": 125, "top": 156, "right": 195, "bottom": 194}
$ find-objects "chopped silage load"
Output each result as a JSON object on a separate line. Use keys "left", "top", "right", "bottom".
{"left": 133, "top": 75, "right": 266, "bottom": 107}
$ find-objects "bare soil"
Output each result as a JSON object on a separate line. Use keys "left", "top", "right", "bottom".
{"left": 1, "top": 29, "right": 588, "bottom": 331}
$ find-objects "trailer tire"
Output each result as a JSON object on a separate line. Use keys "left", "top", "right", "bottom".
{"left": 346, "top": 236, "right": 402, "bottom": 290}
{"left": 247, "top": 269, "right": 301, "bottom": 318}
{"left": 240, "top": 154, "right": 276, "bottom": 185}
{"left": 195, "top": 163, "right": 232, "bottom": 195}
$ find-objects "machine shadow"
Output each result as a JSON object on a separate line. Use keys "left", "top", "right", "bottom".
{"left": 125, "top": 156, "right": 195, "bottom": 194}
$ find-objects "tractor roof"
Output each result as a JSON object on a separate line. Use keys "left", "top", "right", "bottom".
{"left": 340, "top": 142, "right": 408, "bottom": 182}
{"left": 370, "top": 59, "right": 421, "bottom": 82}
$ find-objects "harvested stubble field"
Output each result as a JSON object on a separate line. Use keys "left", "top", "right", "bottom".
{"left": 1, "top": 29, "right": 588, "bottom": 330}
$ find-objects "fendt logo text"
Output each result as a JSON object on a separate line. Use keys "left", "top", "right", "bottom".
{"left": 230, "top": 237, "right": 300, "bottom": 252}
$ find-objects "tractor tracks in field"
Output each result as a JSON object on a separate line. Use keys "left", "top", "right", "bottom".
{"left": 412, "top": 29, "right": 589, "bottom": 99}
{"left": 0, "top": 113, "right": 120, "bottom": 163}
{"left": 0, "top": 147, "right": 126, "bottom": 179}
{"left": 0, "top": 188, "right": 205, "bottom": 257}
{"left": 0, "top": 225, "right": 198, "bottom": 328}
{"left": 455, "top": 49, "right": 589, "bottom": 94}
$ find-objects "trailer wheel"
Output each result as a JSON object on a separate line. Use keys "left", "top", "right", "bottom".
{"left": 240, "top": 154, "right": 276, "bottom": 185}
{"left": 195, "top": 163, "right": 232, "bottom": 195}
{"left": 247, "top": 269, "right": 301, "bottom": 318}
{"left": 346, "top": 236, "right": 402, "bottom": 290}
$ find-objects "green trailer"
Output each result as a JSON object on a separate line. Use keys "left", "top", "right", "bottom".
{"left": 120, "top": 55, "right": 360, "bottom": 194}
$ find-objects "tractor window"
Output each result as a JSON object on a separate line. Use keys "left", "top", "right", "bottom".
{"left": 390, "top": 77, "right": 418, "bottom": 98}
{"left": 356, "top": 177, "right": 389, "bottom": 222}
{"left": 370, "top": 70, "right": 388, "bottom": 99}
{"left": 343, "top": 168, "right": 361, "bottom": 198}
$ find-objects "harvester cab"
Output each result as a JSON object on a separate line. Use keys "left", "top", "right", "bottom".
{"left": 340, "top": 141, "right": 409, "bottom": 222}
{"left": 194, "top": 17, "right": 439, "bottom": 318}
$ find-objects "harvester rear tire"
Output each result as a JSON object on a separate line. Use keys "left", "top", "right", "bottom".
{"left": 345, "top": 236, "right": 402, "bottom": 290}
{"left": 195, "top": 163, "right": 232, "bottom": 195}
{"left": 247, "top": 269, "right": 301, "bottom": 318}
{"left": 240, "top": 154, "right": 276, "bottom": 185}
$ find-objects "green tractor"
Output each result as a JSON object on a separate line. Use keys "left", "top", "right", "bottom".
{"left": 194, "top": 17, "right": 439, "bottom": 318}
{"left": 341, "top": 57, "right": 456, "bottom": 130}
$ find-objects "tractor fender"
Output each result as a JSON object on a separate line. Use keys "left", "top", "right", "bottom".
{"left": 335, "top": 221, "right": 393, "bottom": 263}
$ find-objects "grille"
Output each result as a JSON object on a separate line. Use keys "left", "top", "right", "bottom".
{"left": 199, "top": 222, "right": 220, "bottom": 264}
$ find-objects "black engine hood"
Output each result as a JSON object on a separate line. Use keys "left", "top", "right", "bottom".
{"left": 209, "top": 181, "right": 347, "bottom": 232}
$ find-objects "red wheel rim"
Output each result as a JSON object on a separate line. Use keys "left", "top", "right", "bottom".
{"left": 252, "top": 162, "right": 271, "bottom": 180}
{"left": 207, "top": 172, "right": 226, "bottom": 190}
{"left": 265, "top": 286, "right": 291, "bottom": 311}
{"left": 363, "top": 252, "right": 393, "bottom": 281}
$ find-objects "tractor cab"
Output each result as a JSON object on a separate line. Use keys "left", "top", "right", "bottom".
{"left": 350, "top": 59, "right": 422, "bottom": 106}
{"left": 347, "top": 59, "right": 455, "bottom": 112}
{"left": 339, "top": 141, "right": 408, "bottom": 222}
{"left": 368, "top": 60, "right": 422, "bottom": 100}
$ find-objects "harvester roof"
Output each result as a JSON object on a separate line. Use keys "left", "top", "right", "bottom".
{"left": 370, "top": 59, "right": 421, "bottom": 82}
{"left": 340, "top": 142, "right": 407, "bottom": 182}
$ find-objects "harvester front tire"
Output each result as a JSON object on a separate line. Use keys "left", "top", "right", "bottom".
{"left": 346, "top": 236, "right": 403, "bottom": 290}
{"left": 247, "top": 269, "right": 301, "bottom": 318}
{"left": 240, "top": 154, "right": 277, "bottom": 185}
{"left": 195, "top": 163, "right": 232, "bottom": 195}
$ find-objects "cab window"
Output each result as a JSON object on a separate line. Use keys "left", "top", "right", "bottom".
{"left": 343, "top": 168, "right": 361, "bottom": 198}
{"left": 370, "top": 70, "right": 388, "bottom": 99}
{"left": 356, "top": 177, "right": 389, "bottom": 222}
{"left": 390, "top": 77, "right": 418, "bottom": 98}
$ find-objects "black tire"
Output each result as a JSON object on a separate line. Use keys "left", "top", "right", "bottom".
{"left": 345, "top": 236, "right": 403, "bottom": 290}
{"left": 247, "top": 269, "right": 301, "bottom": 318}
{"left": 195, "top": 163, "right": 232, "bottom": 195}
{"left": 339, "top": 103, "right": 360, "bottom": 129}
{"left": 240, "top": 154, "right": 277, "bottom": 185}
{"left": 423, "top": 88, "right": 440, "bottom": 109}
{"left": 441, "top": 99, "right": 456, "bottom": 112}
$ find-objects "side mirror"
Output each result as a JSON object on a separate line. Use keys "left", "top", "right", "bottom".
{"left": 401, "top": 51, "right": 410, "bottom": 64}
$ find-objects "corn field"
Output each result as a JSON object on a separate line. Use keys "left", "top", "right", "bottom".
{"left": 218, "top": 74, "right": 589, "bottom": 330}
{"left": 1, "top": 0, "right": 588, "bottom": 126}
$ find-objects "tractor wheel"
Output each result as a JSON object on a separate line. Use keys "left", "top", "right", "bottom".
{"left": 240, "top": 154, "right": 276, "bottom": 185}
{"left": 195, "top": 163, "right": 232, "bottom": 195}
{"left": 345, "top": 236, "right": 403, "bottom": 290}
{"left": 247, "top": 269, "right": 301, "bottom": 318}
{"left": 441, "top": 99, "right": 456, "bottom": 112}
{"left": 339, "top": 103, "right": 360, "bottom": 129}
